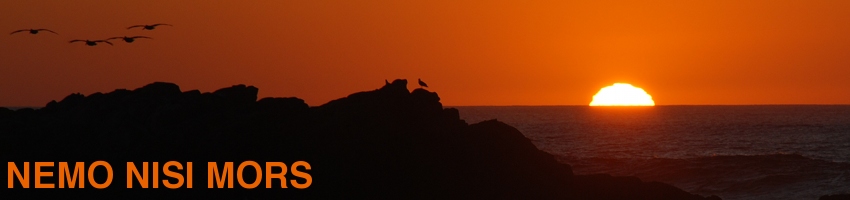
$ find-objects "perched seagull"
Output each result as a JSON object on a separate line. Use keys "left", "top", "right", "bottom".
{"left": 10, "top": 29, "right": 58, "bottom": 35}
{"left": 418, "top": 78, "right": 428, "bottom": 88}
{"left": 127, "top": 24, "right": 172, "bottom": 30}
{"left": 107, "top": 36, "right": 152, "bottom": 43}
{"left": 69, "top": 39, "right": 113, "bottom": 46}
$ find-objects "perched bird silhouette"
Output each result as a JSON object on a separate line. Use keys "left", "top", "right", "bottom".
{"left": 418, "top": 78, "right": 428, "bottom": 88}
{"left": 107, "top": 36, "right": 152, "bottom": 43}
{"left": 127, "top": 24, "right": 172, "bottom": 30}
{"left": 10, "top": 29, "right": 58, "bottom": 35}
{"left": 69, "top": 39, "right": 113, "bottom": 46}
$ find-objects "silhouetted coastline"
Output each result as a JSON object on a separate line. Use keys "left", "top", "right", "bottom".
{"left": 1, "top": 80, "right": 725, "bottom": 199}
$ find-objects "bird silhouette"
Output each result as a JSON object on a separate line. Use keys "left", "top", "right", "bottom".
{"left": 418, "top": 78, "right": 428, "bottom": 88}
{"left": 69, "top": 39, "right": 113, "bottom": 46}
{"left": 385, "top": 79, "right": 391, "bottom": 85}
{"left": 127, "top": 24, "right": 172, "bottom": 30}
{"left": 107, "top": 36, "right": 152, "bottom": 43}
{"left": 10, "top": 29, "right": 58, "bottom": 35}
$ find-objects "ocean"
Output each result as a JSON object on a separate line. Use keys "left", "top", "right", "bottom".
{"left": 452, "top": 106, "right": 850, "bottom": 200}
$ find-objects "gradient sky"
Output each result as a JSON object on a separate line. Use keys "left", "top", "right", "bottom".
{"left": 2, "top": 0, "right": 850, "bottom": 106}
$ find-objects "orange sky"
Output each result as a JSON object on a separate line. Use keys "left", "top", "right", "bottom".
{"left": 2, "top": 0, "right": 850, "bottom": 106}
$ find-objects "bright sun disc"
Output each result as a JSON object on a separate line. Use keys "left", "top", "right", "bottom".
{"left": 589, "top": 83, "right": 655, "bottom": 106}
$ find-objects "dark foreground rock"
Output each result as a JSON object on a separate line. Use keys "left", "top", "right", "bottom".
{"left": 821, "top": 194, "right": 850, "bottom": 200}
{"left": 1, "top": 80, "right": 719, "bottom": 199}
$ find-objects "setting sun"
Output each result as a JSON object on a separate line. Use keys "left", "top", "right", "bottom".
{"left": 589, "top": 83, "right": 655, "bottom": 106}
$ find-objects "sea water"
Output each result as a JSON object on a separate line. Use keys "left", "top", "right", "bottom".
{"left": 453, "top": 106, "right": 850, "bottom": 200}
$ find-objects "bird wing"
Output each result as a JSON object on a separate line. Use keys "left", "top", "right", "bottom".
{"left": 152, "top": 23, "right": 173, "bottom": 27}
{"left": 9, "top": 29, "right": 26, "bottom": 35}
{"left": 36, "top": 29, "right": 58, "bottom": 34}
{"left": 127, "top": 25, "right": 145, "bottom": 29}
{"left": 106, "top": 37, "right": 124, "bottom": 40}
{"left": 69, "top": 40, "right": 85, "bottom": 43}
{"left": 130, "top": 36, "right": 152, "bottom": 39}
{"left": 97, "top": 40, "right": 114, "bottom": 45}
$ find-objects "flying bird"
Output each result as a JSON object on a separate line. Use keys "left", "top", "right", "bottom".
{"left": 69, "top": 39, "right": 113, "bottom": 46}
{"left": 10, "top": 29, "right": 58, "bottom": 35}
{"left": 127, "top": 24, "right": 172, "bottom": 30}
{"left": 107, "top": 36, "right": 152, "bottom": 43}
{"left": 418, "top": 78, "right": 428, "bottom": 88}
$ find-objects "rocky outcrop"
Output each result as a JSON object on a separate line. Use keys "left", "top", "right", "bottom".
{"left": 821, "top": 194, "right": 850, "bottom": 200}
{"left": 0, "top": 80, "right": 719, "bottom": 199}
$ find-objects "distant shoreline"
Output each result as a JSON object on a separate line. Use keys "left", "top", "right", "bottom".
{"left": 2, "top": 107, "right": 42, "bottom": 110}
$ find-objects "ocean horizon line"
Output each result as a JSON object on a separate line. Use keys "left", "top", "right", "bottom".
{"left": 447, "top": 104, "right": 850, "bottom": 107}
{"left": 4, "top": 104, "right": 850, "bottom": 110}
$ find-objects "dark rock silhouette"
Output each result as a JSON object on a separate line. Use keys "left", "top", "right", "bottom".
{"left": 1, "top": 80, "right": 720, "bottom": 199}
{"left": 212, "top": 84, "right": 259, "bottom": 105}
{"left": 821, "top": 194, "right": 850, "bottom": 200}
